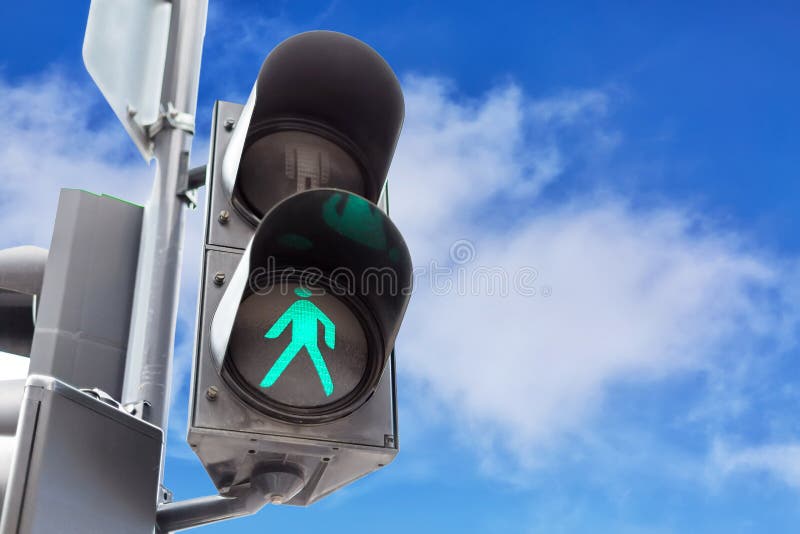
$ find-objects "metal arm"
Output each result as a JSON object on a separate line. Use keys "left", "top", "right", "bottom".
{"left": 0, "top": 246, "right": 48, "bottom": 296}
{"left": 156, "top": 468, "right": 304, "bottom": 532}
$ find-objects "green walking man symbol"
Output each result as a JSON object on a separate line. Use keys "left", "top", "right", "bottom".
{"left": 260, "top": 287, "right": 336, "bottom": 396}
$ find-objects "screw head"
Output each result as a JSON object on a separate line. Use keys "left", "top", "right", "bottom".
{"left": 205, "top": 386, "right": 219, "bottom": 401}
{"left": 213, "top": 272, "right": 225, "bottom": 286}
{"left": 218, "top": 210, "right": 230, "bottom": 224}
{"left": 224, "top": 118, "right": 236, "bottom": 131}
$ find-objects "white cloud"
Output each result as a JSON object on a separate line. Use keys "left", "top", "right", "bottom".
{"left": 390, "top": 77, "right": 561, "bottom": 252}
{"left": 529, "top": 88, "right": 610, "bottom": 124}
{"left": 711, "top": 440, "right": 800, "bottom": 489}
{"left": 389, "top": 78, "right": 799, "bottom": 468}
{"left": 0, "top": 73, "right": 152, "bottom": 248}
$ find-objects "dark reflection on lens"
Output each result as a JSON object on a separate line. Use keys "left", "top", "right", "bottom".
{"left": 235, "top": 131, "right": 365, "bottom": 222}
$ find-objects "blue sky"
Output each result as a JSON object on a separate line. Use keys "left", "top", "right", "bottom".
{"left": 2, "top": 1, "right": 800, "bottom": 532}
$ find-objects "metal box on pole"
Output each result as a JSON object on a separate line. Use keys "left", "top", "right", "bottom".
{"left": 0, "top": 375, "right": 162, "bottom": 533}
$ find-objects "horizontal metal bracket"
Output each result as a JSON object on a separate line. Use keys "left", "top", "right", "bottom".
{"left": 145, "top": 102, "right": 196, "bottom": 139}
{"left": 79, "top": 387, "right": 121, "bottom": 409}
{"left": 176, "top": 158, "right": 206, "bottom": 209}
{"left": 123, "top": 399, "right": 152, "bottom": 420}
{"left": 187, "top": 165, "right": 207, "bottom": 191}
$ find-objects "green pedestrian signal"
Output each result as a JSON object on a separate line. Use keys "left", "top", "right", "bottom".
{"left": 226, "top": 280, "right": 370, "bottom": 413}
{"left": 260, "top": 288, "right": 336, "bottom": 396}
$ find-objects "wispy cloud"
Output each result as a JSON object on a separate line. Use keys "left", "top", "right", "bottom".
{"left": 0, "top": 73, "right": 151, "bottom": 248}
{"left": 711, "top": 440, "right": 800, "bottom": 490}
{"left": 529, "top": 88, "right": 610, "bottom": 124}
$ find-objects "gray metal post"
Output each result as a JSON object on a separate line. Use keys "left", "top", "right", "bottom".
{"left": 122, "top": 0, "right": 207, "bottom": 436}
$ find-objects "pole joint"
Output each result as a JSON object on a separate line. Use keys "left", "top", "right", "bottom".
{"left": 145, "top": 102, "right": 196, "bottom": 139}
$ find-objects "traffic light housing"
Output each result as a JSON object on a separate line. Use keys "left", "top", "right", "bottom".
{"left": 0, "top": 246, "right": 47, "bottom": 357}
{"left": 0, "top": 290, "right": 35, "bottom": 357}
{"left": 188, "top": 31, "right": 411, "bottom": 505}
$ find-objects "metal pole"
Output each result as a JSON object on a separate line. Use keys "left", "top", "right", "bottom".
{"left": 122, "top": 0, "right": 207, "bottom": 434}
{"left": 156, "top": 469, "right": 304, "bottom": 532}
{"left": 157, "top": 496, "right": 266, "bottom": 532}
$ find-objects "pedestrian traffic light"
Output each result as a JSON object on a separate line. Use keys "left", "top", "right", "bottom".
{"left": 187, "top": 31, "right": 412, "bottom": 506}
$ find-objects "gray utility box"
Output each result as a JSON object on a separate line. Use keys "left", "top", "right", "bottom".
{"left": 187, "top": 101, "right": 399, "bottom": 506}
{"left": 0, "top": 375, "right": 162, "bottom": 534}
{"left": 29, "top": 189, "right": 143, "bottom": 400}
